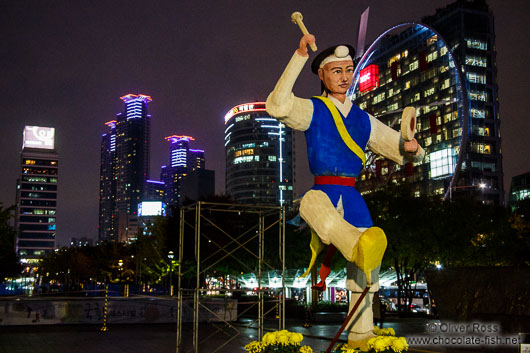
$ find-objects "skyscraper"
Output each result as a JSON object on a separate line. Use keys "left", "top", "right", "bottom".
{"left": 423, "top": 0, "right": 503, "bottom": 204}
{"left": 224, "top": 102, "right": 294, "bottom": 206}
{"left": 15, "top": 126, "right": 58, "bottom": 263}
{"left": 351, "top": 0, "right": 503, "bottom": 204}
{"left": 99, "top": 94, "right": 152, "bottom": 241}
{"left": 98, "top": 120, "right": 117, "bottom": 241}
{"left": 160, "top": 135, "right": 206, "bottom": 206}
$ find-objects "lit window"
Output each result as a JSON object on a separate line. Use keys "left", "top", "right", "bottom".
{"left": 469, "top": 91, "right": 487, "bottom": 102}
{"left": 372, "top": 92, "right": 386, "bottom": 104}
{"left": 467, "top": 72, "right": 486, "bottom": 84}
{"left": 427, "top": 34, "right": 437, "bottom": 45}
{"left": 470, "top": 142, "right": 491, "bottom": 154}
{"left": 466, "top": 39, "right": 488, "bottom": 50}
{"left": 434, "top": 187, "right": 444, "bottom": 195}
{"left": 409, "top": 60, "right": 419, "bottom": 71}
{"left": 388, "top": 103, "right": 398, "bottom": 111}
{"left": 424, "top": 87, "right": 435, "bottom": 97}
{"left": 465, "top": 55, "right": 487, "bottom": 67}
{"left": 440, "top": 46, "right": 448, "bottom": 56}
{"left": 427, "top": 51, "right": 438, "bottom": 62}
{"left": 234, "top": 148, "right": 254, "bottom": 157}
{"left": 425, "top": 137, "right": 432, "bottom": 147}
{"left": 388, "top": 53, "right": 401, "bottom": 66}
{"left": 430, "top": 148, "right": 455, "bottom": 179}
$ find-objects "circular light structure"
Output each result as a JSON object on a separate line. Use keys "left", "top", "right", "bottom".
{"left": 349, "top": 22, "right": 469, "bottom": 200}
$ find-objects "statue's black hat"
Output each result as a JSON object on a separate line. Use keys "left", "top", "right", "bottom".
{"left": 311, "top": 44, "right": 356, "bottom": 74}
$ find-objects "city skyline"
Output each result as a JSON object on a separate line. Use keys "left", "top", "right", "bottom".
{"left": 1, "top": 0, "right": 529, "bottom": 246}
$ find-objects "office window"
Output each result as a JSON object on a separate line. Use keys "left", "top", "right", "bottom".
{"left": 466, "top": 38, "right": 488, "bottom": 50}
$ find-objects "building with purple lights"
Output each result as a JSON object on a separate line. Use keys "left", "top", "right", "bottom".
{"left": 98, "top": 94, "right": 152, "bottom": 242}
{"left": 15, "top": 126, "right": 58, "bottom": 263}
{"left": 161, "top": 135, "right": 213, "bottom": 206}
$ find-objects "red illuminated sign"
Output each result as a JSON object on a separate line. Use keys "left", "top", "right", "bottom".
{"left": 359, "top": 65, "right": 379, "bottom": 93}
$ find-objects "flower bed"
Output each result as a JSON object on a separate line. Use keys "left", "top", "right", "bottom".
{"left": 244, "top": 326, "right": 408, "bottom": 353}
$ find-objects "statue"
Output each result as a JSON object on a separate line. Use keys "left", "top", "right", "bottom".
{"left": 265, "top": 31, "right": 425, "bottom": 349}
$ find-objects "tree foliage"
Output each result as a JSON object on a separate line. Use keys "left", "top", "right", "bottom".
{"left": 0, "top": 204, "right": 23, "bottom": 280}
{"left": 37, "top": 217, "right": 171, "bottom": 288}
{"left": 364, "top": 185, "right": 529, "bottom": 312}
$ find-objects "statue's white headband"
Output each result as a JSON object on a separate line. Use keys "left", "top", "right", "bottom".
{"left": 319, "top": 45, "right": 353, "bottom": 69}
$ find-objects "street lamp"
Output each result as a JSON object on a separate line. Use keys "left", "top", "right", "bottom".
{"left": 118, "top": 259, "right": 123, "bottom": 283}
{"left": 448, "top": 182, "right": 487, "bottom": 201}
{"left": 168, "top": 251, "right": 174, "bottom": 296}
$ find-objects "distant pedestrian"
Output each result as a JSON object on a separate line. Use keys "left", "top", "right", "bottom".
{"left": 372, "top": 291, "right": 384, "bottom": 328}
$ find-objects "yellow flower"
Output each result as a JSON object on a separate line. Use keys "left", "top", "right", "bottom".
{"left": 372, "top": 336, "right": 389, "bottom": 352}
{"left": 300, "top": 345, "right": 313, "bottom": 353}
{"left": 388, "top": 327, "right": 396, "bottom": 336}
{"left": 289, "top": 332, "right": 303, "bottom": 345}
{"left": 244, "top": 340, "right": 263, "bottom": 353}
{"left": 262, "top": 332, "right": 277, "bottom": 346}
{"left": 390, "top": 337, "right": 407, "bottom": 353}
{"left": 277, "top": 332, "right": 290, "bottom": 345}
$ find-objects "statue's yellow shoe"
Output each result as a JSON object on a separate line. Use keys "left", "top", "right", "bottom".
{"left": 352, "top": 227, "right": 387, "bottom": 284}
{"left": 348, "top": 331, "right": 376, "bottom": 352}
{"left": 348, "top": 338, "right": 370, "bottom": 352}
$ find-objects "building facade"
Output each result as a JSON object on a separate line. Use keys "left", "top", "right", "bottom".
{"left": 160, "top": 135, "right": 206, "bottom": 206}
{"left": 351, "top": 0, "right": 503, "bottom": 204}
{"left": 99, "top": 94, "right": 152, "bottom": 241}
{"left": 224, "top": 102, "right": 294, "bottom": 206}
{"left": 15, "top": 126, "right": 58, "bottom": 263}
{"left": 508, "top": 171, "right": 530, "bottom": 210}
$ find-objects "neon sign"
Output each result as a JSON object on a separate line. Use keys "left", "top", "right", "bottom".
{"left": 120, "top": 94, "right": 152, "bottom": 103}
{"left": 359, "top": 65, "right": 379, "bottom": 93}
{"left": 165, "top": 135, "right": 195, "bottom": 143}
{"left": 224, "top": 102, "right": 266, "bottom": 124}
{"left": 23, "top": 126, "right": 55, "bottom": 150}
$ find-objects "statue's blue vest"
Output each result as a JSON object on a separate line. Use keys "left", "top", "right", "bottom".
{"left": 304, "top": 97, "right": 373, "bottom": 228}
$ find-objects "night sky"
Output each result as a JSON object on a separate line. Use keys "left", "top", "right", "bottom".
{"left": 1, "top": 0, "right": 529, "bottom": 246}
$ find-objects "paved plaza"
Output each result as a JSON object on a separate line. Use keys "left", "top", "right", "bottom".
{"left": 0, "top": 317, "right": 521, "bottom": 353}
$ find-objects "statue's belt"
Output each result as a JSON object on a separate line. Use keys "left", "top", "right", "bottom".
{"left": 314, "top": 175, "right": 355, "bottom": 187}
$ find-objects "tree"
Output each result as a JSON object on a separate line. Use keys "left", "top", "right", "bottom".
{"left": 365, "top": 185, "right": 441, "bottom": 312}
{"left": 0, "top": 205, "right": 22, "bottom": 280}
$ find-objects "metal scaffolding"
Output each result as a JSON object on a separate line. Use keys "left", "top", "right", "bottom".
{"left": 176, "top": 201, "right": 286, "bottom": 353}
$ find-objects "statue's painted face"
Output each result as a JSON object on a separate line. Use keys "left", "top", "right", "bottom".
{"left": 318, "top": 60, "right": 354, "bottom": 96}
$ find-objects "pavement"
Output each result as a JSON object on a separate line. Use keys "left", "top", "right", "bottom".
{"left": 0, "top": 316, "right": 522, "bottom": 353}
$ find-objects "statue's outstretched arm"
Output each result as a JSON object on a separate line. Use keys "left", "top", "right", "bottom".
{"left": 266, "top": 35, "right": 315, "bottom": 131}
{"left": 367, "top": 113, "right": 425, "bottom": 164}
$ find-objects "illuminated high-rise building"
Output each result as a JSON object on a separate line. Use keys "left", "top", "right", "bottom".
{"left": 160, "top": 135, "right": 207, "bottom": 206}
{"left": 15, "top": 126, "right": 58, "bottom": 263}
{"left": 224, "top": 102, "right": 294, "bottom": 206}
{"left": 351, "top": 0, "right": 503, "bottom": 204}
{"left": 98, "top": 120, "right": 117, "bottom": 241}
{"left": 98, "top": 94, "right": 152, "bottom": 241}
